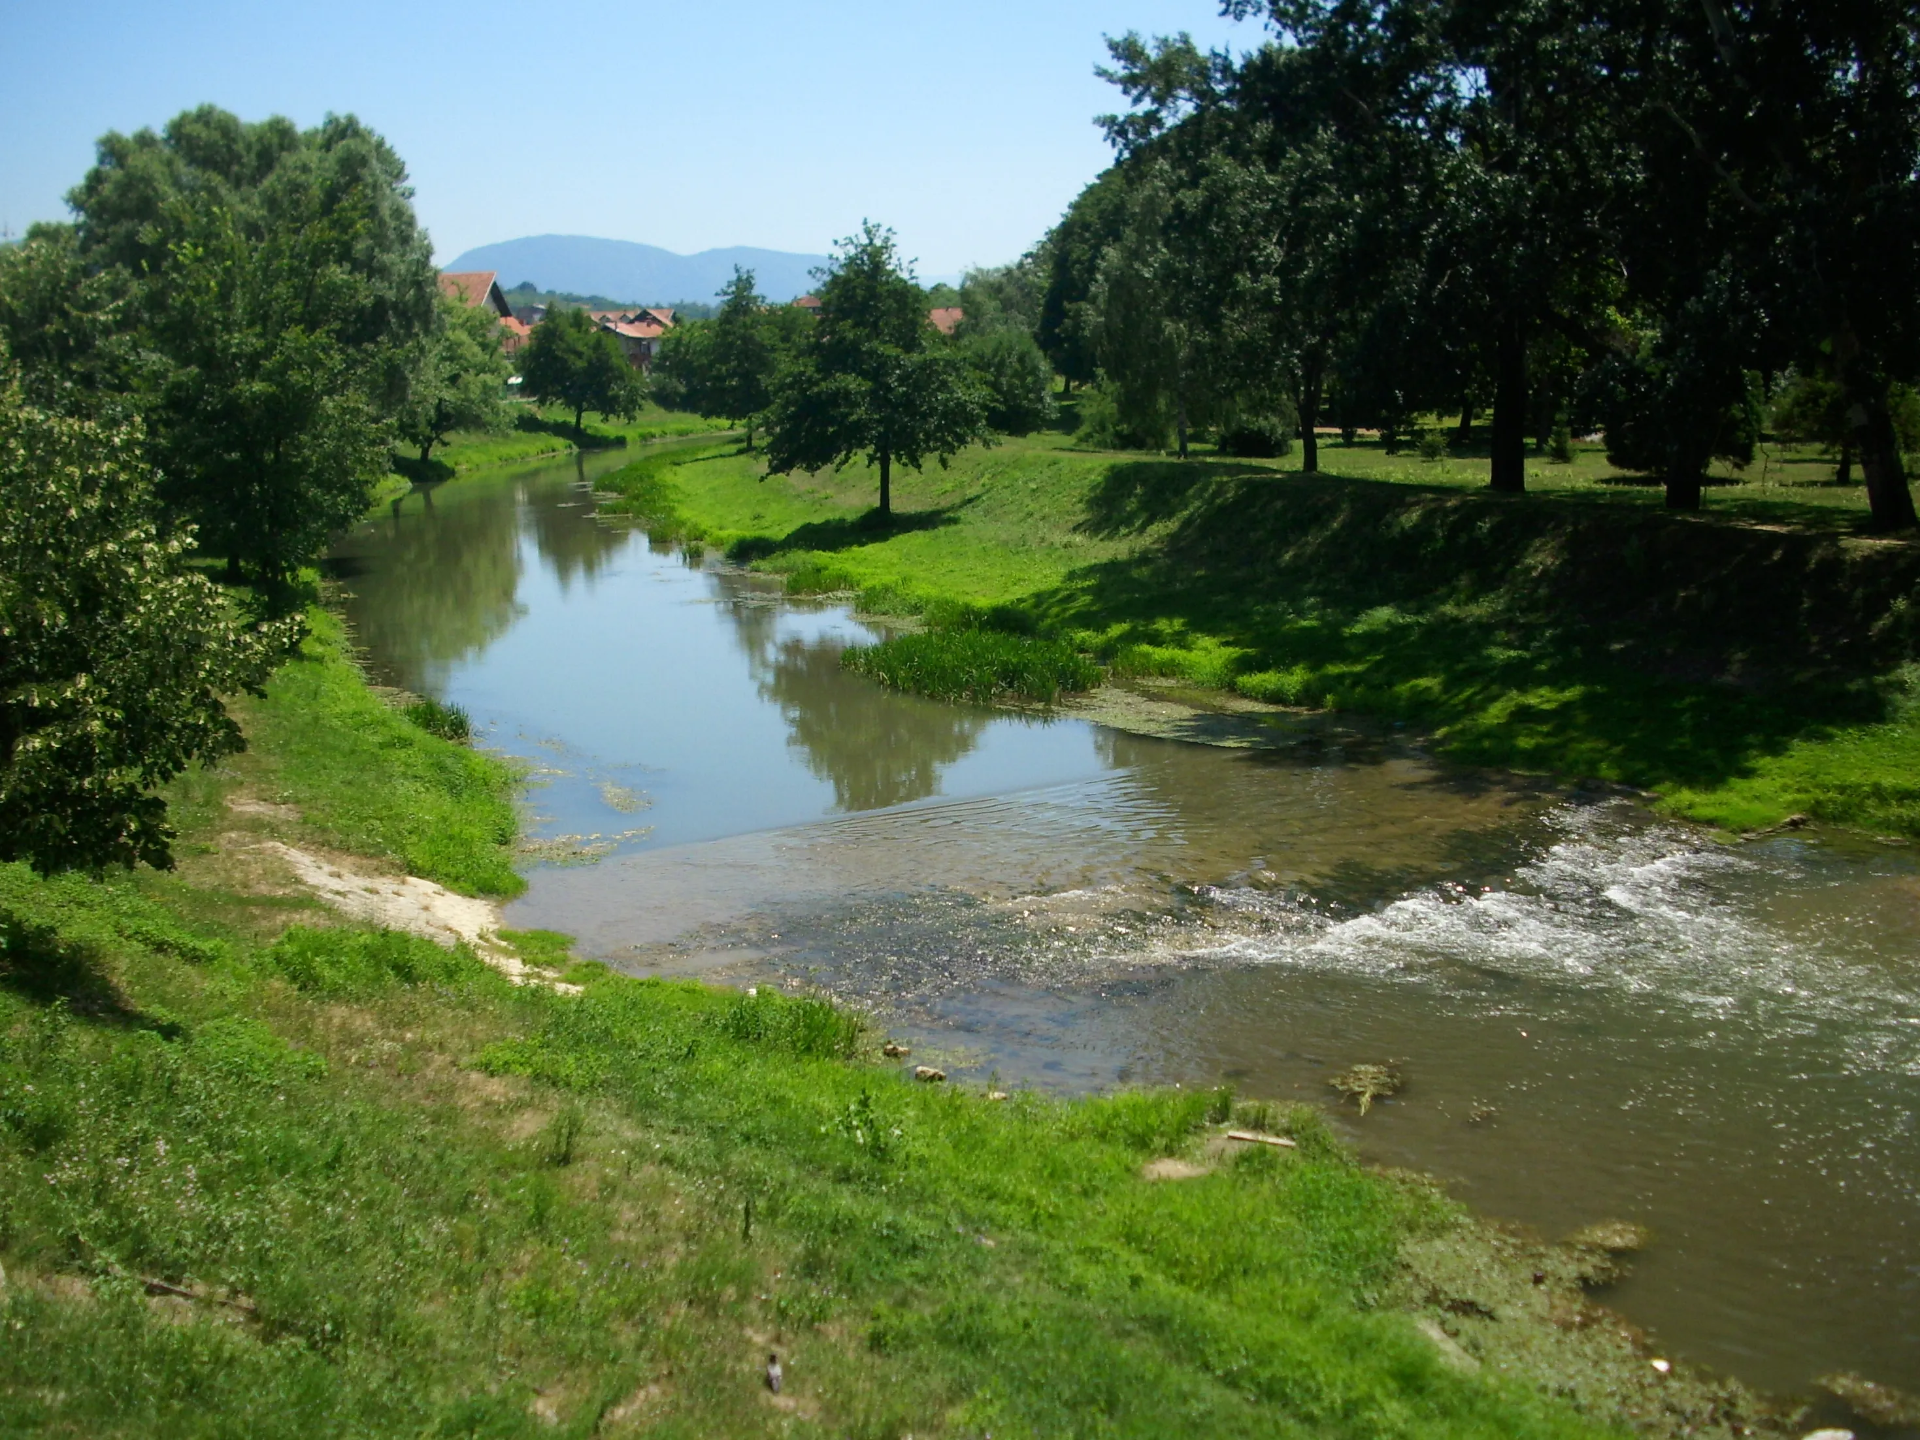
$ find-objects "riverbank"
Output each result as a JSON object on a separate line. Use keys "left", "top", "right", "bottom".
{"left": 385, "top": 403, "right": 731, "bottom": 493}
{"left": 592, "top": 432, "right": 1920, "bottom": 838}
{"left": 0, "top": 606, "right": 1810, "bottom": 1437}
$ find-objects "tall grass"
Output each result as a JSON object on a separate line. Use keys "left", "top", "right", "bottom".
{"left": 844, "top": 628, "right": 1102, "bottom": 704}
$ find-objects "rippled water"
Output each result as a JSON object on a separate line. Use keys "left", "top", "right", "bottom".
{"left": 332, "top": 448, "right": 1920, "bottom": 1398}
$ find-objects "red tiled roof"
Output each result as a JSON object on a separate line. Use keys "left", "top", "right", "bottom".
{"left": 604, "top": 318, "right": 668, "bottom": 339}
{"left": 793, "top": 294, "right": 822, "bottom": 310}
{"left": 440, "top": 271, "right": 497, "bottom": 305}
{"left": 928, "top": 306, "right": 964, "bottom": 336}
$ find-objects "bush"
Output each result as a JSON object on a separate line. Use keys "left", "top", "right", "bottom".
{"left": 1216, "top": 417, "right": 1295, "bottom": 458}
{"left": 844, "top": 629, "right": 1101, "bottom": 704}
{"left": 403, "top": 697, "right": 470, "bottom": 742}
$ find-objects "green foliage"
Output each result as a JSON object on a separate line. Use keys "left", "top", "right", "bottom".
{"left": 844, "top": 629, "right": 1102, "bottom": 705}
{"left": 765, "top": 223, "right": 991, "bottom": 515}
{"left": 960, "top": 327, "right": 1056, "bottom": 435}
{"left": 650, "top": 267, "right": 806, "bottom": 447}
{"left": 716, "top": 987, "right": 866, "bottom": 1059}
{"left": 516, "top": 306, "right": 643, "bottom": 437}
{"left": 0, "top": 364, "right": 288, "bottom": 875}
{"left": 402, "top": 696, "right": 471, "bottom": 742}
{"left": 0, "top": 225, "right": 137, "bottom": 418}
{"left": 1218, "top": 416, "right": 1295, "bottom": 458}
{"left": 398, "top": 294, "right": 512, "bottom": 463}
{"left": 66, "top": 106, "right": 439, "bottom": 583}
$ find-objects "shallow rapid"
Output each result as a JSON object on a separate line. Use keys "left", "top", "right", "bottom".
{"left": 332, "top": 446, "right": 1920, "bottom": 1395}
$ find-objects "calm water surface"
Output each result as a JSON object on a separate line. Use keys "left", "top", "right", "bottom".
{"left": 332, "top": 447, "right": 1920, "bottom": 1400}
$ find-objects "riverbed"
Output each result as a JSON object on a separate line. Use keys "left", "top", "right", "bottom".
{"left": 331, "top": 445, "right": 1920, "bottom": 1400}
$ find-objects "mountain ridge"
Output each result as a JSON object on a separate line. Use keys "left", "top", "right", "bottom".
{"left": 442, "top": 234, "right": 828, "bottom": 305}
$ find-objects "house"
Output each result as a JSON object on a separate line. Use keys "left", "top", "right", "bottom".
{"left": 593, "top": 309, "right": 674, "bottom": 370}
{"left": 500, "top": 315, "right": 534, "bottom": 356}
{"left": 793, "top": 294, "right": 822, "bottom": 314}
{"left": 438, "top": 270, "right": 514, "bottom": 320}
{"left": 510, "top": 303, "right": 547, "bottom": 325}
{"left": 927, "top": 306, "right": 963, "bottom": 336}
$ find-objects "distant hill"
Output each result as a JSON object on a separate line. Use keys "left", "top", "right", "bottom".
{"left": 443, "top": 235, "right": 829, "bottom": 306}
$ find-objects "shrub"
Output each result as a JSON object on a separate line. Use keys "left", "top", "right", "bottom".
{"left": 263, "top": 924, "right": 483, "bottom": 995}
{"left": 403, "top": 696, "right": 470, "bottom": 742}
{"left": 843, "top": 630, "right": 1101, "bottom": 704}
{"left": 1217, "top": 417, "right": 1294, "bottom": 458}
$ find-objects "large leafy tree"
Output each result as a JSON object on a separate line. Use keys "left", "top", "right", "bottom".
{"left": 518, "top": 306, "right": 644, "bottom": 438}
{"left": 1592, "top": 0, "right": 1920, "bottom": 529}
{"left": 0, "top": 355, "right": 287, "bottom": 874}
{"left": 399, "top": 293, "right": 512, "bottom": 464}
{"left": 66, "top": 106, "right": 440, "bottom": 583}
{"left": 764, "top": 224, "right": 989, "bottom": 517}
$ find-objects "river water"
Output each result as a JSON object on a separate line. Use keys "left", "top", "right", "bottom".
{"left": 331, "top": 446, "right": 1920, "bottom": 1400}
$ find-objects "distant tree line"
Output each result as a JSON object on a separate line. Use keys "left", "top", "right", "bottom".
{"left": 1020, "top": 0, "right": 1920, "bottom": 528}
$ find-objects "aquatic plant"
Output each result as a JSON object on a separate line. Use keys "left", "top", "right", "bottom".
{"left": 843, "top": 628, "right": 1101, "bottom": 705}
{"left": 402, "top": 696, "right": 470, "bottom": 742}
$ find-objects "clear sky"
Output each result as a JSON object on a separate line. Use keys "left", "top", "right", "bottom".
{"left": 0, "top": 0, "right": 1256, "bottom": 276}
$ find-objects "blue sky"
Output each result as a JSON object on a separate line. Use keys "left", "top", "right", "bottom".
{"left": 0, "top": 0, "right": 1256, "bottom": 276}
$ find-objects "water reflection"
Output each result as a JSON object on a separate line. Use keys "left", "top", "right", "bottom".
{"left": 521, "top": 454, "right": 627, "bottom": 591}
{"left": 332, "top": 480, "right": 527, "bottom": 695}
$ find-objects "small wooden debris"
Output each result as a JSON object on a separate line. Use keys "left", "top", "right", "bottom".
{"left": 882, "top": 1042, "right": 910, "bottom": 1058}
{"left": 986, "top": 1090, "right": 1009, "bottom": 1102}
{"left": 1330, "top": 1062, "right": 1402, "bottom": 1115}
{"left": 1225, "top": 1130, "right": 1297, "bottom": 1149}
{"left": 913, "top": 1065, "right": 945, "bottom": 1083}
{"left": 765, "top": 1353, "right": 782, "bottom": 1394}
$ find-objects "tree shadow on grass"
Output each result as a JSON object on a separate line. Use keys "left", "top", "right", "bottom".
{"left": 0, "top": 907, "right": 177, "bottom": 1032}
{"left": 1033, "top": 466, "right": 1919, "bottom": 796}
{"left": 1077, "top": 459, "right": 1275, "bottom": 539}
{"left": 727, "top": 502, "right": 969, "bottom": 561}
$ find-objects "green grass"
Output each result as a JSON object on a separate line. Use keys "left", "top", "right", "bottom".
{"left": 844, "top": 628, "right": 1102, "bottom": 705}
{"left": 582, "top": 429, "right": 1920, "bottom": 837}
{"left": 234, "top": 608, "right": 523, "bottom": 896}
{"left": 0, "top": 634, "right": 1638, "bottom": 1437}
{"left": 392, "top": 404, "right": 733, "bottom": 482}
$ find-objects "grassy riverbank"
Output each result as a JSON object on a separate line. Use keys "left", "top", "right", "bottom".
{"left": 0, "top": 608, "right": 1782, "bottom": 1437}
{"left": 393, "top": 404, "right": 731, "bottom": 483}
{"left": 593, "top": 431, "right": 1920, "bottom": 837}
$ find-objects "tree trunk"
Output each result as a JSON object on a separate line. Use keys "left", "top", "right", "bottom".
{"left": 1833, "top": 316, "right": 1917, "bottom": 530}
{"left": 1299, "top": 359, "right": 1322, "bottom": 474}
{"left": 420, "top": 438, "right": 435, "bottom": 465}
{"left": 1454, "top": 401, "right": 1474, "bottom": 447}
{"left": 878, "top": 448, "right": 891, "bottom": 518}
{"left": 1837, "top": 438, "right": 1853, "bottom": 485}
{"left": 1490, "top": 313, "right": 1527, "bottom": 493}
{"left": 1665, "top": 472, "right": 1703, "bottom": 511}
{"left": 574, "top": 405, "right": 586, "bottom": 439}
{"left": 224, "top": 553, "right": 242, "bottom": 585}
{"left": 1176, "top": 397, "right": 1189, "bottom": 460}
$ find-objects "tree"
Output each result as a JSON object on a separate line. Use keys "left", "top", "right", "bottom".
{"left": 518, "top": 307, "right": 643, "bottom": 438}
{"left": 398, "top": 293, "right": 512, "bottom": 464}
{"left": 698, "top": 267, "right": 798, "bottom": 449}
{"left": 0, "top": 356, "right": 286, "bottom": 874}
{"left": 1036, "top": 168, "right": 1136, "bottom": 391}
{"left": 66, "top": 106, "right": 440, "bottom": 586}
{"left": 764, "top": 224, "right": 989, "bottom": 517}
{"left": 960, "top": 329, "right": 1056, "bottom": 436}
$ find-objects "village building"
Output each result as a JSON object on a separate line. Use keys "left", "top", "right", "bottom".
{"left": 590, "top": 307, "right": 676, "bottom": 370}
{"left": 438, "top": 270, "right": 532, "bottom": 354}
{"left": 928, "top": 306, "right": 964, "bottom": 336}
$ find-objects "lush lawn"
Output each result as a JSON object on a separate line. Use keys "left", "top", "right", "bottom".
{"left": 591, "top": 428, "right": 1920, "bottom": 837}
{"left": 0, "top": 604, "right": 1654, "bottom": 1439}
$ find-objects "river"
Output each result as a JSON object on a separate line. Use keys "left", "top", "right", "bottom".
{"left": 330, "top": 444, "right": 1920, "bottom": 1401}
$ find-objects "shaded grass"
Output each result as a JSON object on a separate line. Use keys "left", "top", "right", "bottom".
{"left": 234, "top": 608, "right": 523, "bottom": 896}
